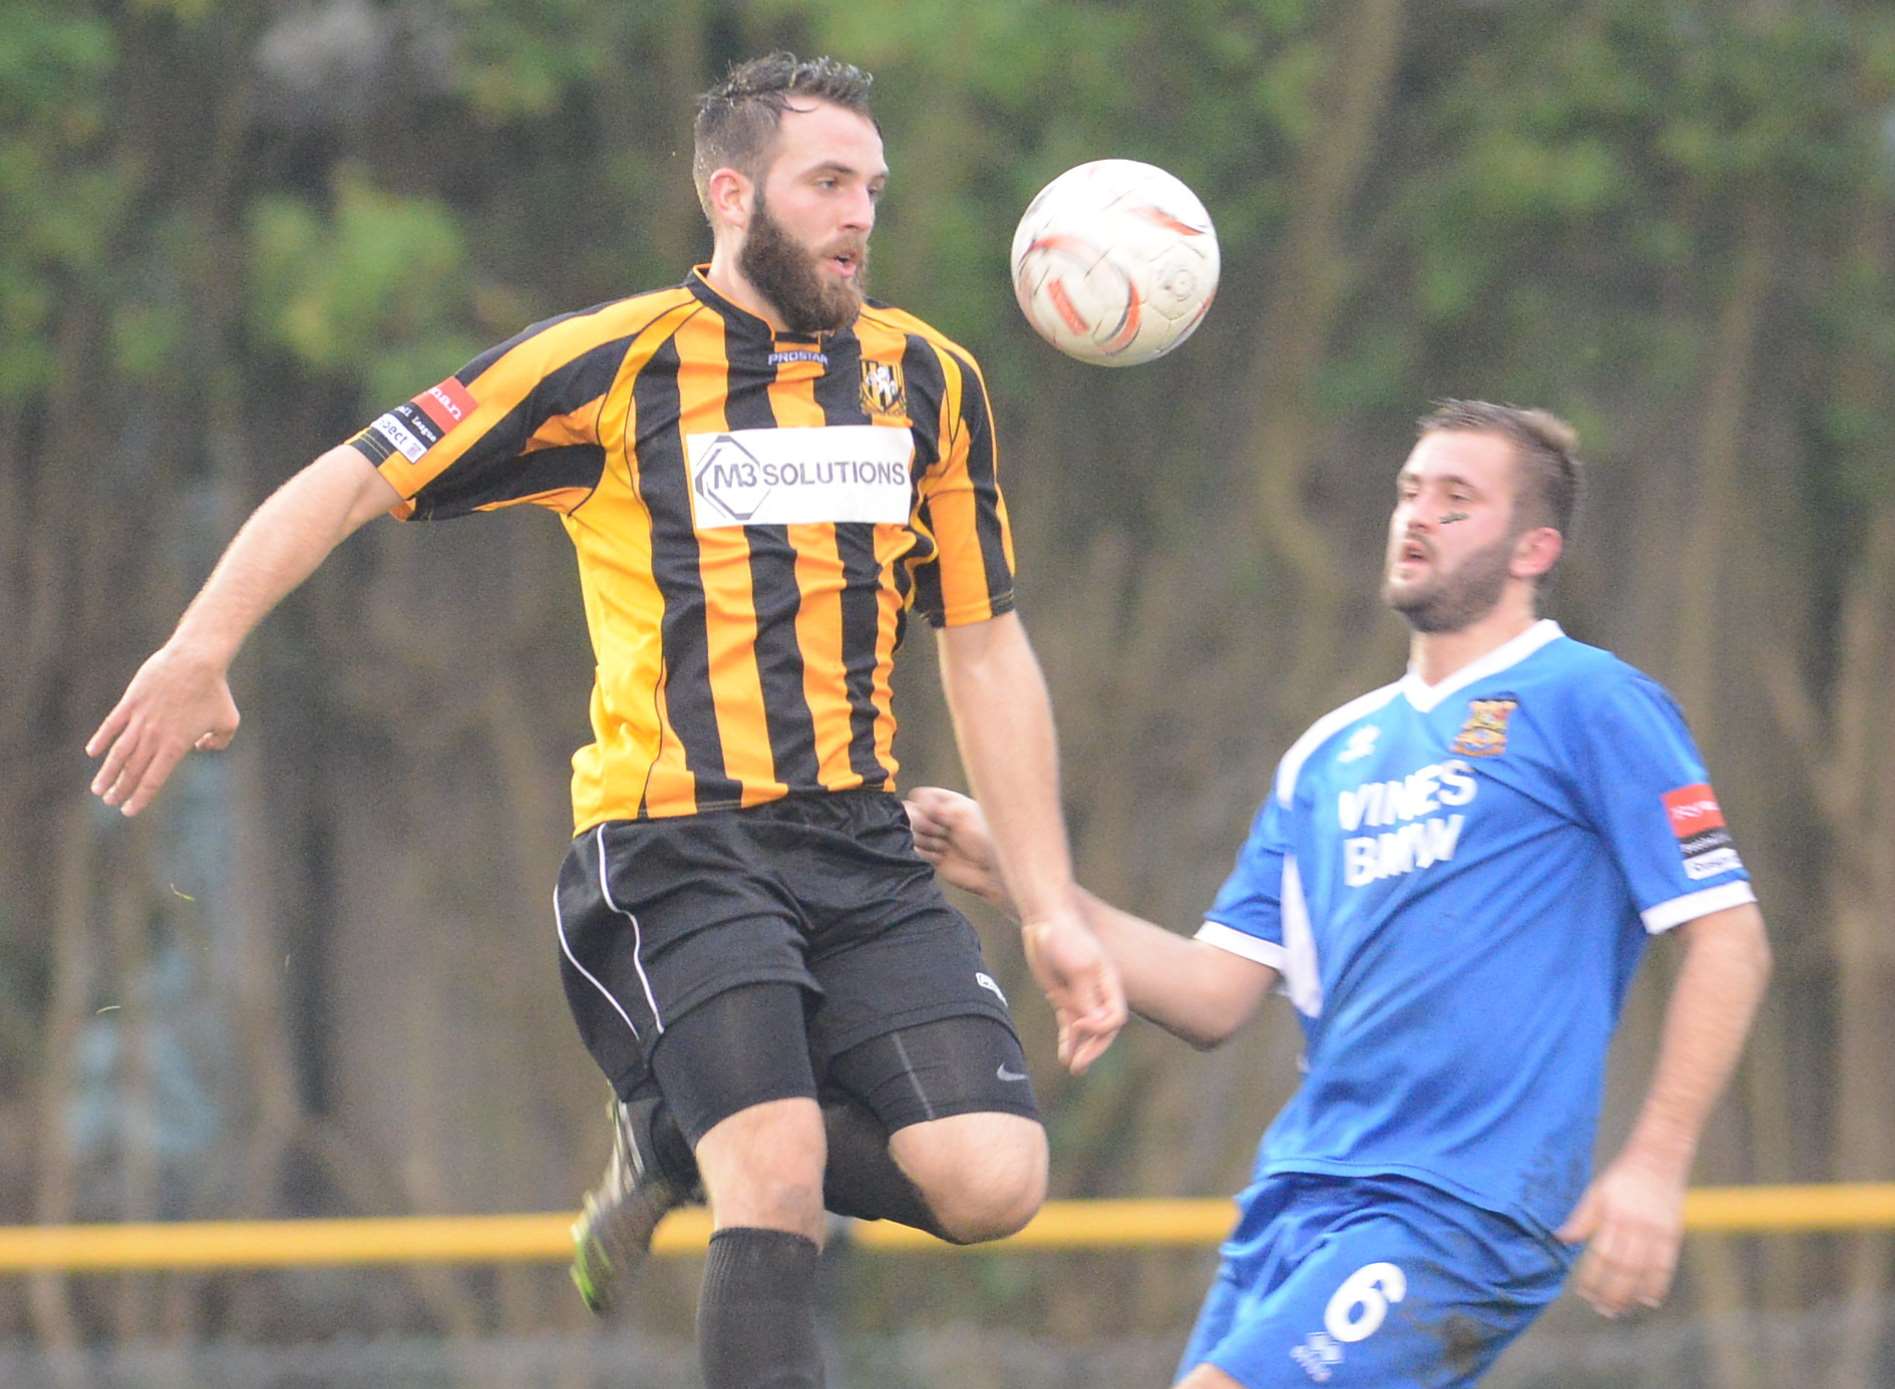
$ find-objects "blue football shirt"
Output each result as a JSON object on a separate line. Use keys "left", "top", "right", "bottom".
{"left": 1199, "top": 621, "right": 1755, "bottom": 1237}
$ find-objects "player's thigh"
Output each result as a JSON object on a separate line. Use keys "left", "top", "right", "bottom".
{"left": 825, "top": 1010, "right": 1039, "bottom": 1129}
{"left": 804, "top": 827, "right": 1045, "bottom": 1225}
{"left": 805, "top": 901, "right": 1030, "bottom": 1104}
{"left": 793, "top": 791, "right": 1026, "bottom": 1073}
{"left": 646, "top": 981, "right": 822, "bottom": 1150}
{"left": 826, "top": 1015, "right": 1046, "bottom": 1239}
{"left": 555, "top": 817, "right": 817, "bottom": 1099}
{"left": 645, "top": 982, "right": 827, "bottom": 1235}
{"left": 1189, "top": 1190, "right": 1564, "bottom": 1388}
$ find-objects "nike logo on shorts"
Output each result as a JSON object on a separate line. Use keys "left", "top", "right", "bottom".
{"left": 997, "top": 1064, "right": 1029, "bottom": 1083}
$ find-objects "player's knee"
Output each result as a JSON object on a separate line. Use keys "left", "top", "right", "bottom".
{"left": 937, "top": 1158, "right": 1047, "bottom": 1244}
{"left": 695, "top": 1098, "right": 827, "bottom": 1237}
{"left": 706, "top": 1166, "right": 826, "bottom": 1234}
{"left": 912, "top": 1119, "right": 1048, "bottom": 1244}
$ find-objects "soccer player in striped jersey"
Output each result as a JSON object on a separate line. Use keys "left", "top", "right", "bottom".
{"left": 908, "top": 402, "right": 1772, "bottom": 1388}
{"left": 86, "top": 52, "right": 1125, "bottom": 1389}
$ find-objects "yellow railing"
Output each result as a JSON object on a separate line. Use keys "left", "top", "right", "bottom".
{"left": 3, "top": 1186, "right": 1893, "bottom": 1273}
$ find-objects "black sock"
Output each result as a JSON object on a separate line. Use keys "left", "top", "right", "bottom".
{"left": 697, "top": 1228, "right": 825, "bottom": 1388}
{"left": 818, "top": 1090, "right": 950, "bottom": 1240}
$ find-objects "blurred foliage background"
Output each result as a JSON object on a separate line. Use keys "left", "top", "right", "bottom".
{"left": 3, "top": 0, "right": 1892, "bottom": 1384}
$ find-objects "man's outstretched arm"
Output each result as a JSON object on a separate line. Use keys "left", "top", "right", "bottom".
{"left": 906, "top": 784, "right": 1277, "bottom": 1050}
{"left": 932, "top": 615, "right": 1127, "bottom": 1073}
{"left": 87, "top": 444, "right": 400, "bottom": 815}
{"left": 1557, "top": 903, "right": 1772, "bottom": 1317}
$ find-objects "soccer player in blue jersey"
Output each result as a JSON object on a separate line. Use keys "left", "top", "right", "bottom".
{"left": 906, "top": 400, "right": 1772, "bottom": 1388}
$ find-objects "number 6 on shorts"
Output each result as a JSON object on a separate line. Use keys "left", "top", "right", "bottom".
{"left": 1324, "top": 1262, "right": 1407, "bottom": 1343}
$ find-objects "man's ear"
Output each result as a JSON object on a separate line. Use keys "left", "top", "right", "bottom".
{"left": 1513, "top": 525, "right": 1564, "bottom": 580}
{"left": 706, "top": 167, "right": 753, "bottom": 236}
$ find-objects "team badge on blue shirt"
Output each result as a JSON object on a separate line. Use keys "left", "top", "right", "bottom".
{"left": 1449, "top": 696, "right": 1518, "bottom": 757}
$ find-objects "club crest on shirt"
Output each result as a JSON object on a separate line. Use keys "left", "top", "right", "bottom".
{"left": 1450, "top": 697, "right": 1518, "bottom": 757}
{"left": 859, "top": 359, "right": 906, "bottom": 417}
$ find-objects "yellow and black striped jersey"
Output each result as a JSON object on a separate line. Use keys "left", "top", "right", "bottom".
{"left": 348, "top": 268, "right": 1016, "bottom": 831}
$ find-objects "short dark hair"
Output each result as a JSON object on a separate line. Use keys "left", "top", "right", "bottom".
{"left": 1417, "top": 399, "right": 1583, "bottom": 539}
{"left": 692, "top": 53, "right": 876, "bottom": 220}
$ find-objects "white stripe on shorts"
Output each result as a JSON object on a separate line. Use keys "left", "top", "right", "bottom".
{"left": 593, "top": 825, "right": 665, "bottom": 1036}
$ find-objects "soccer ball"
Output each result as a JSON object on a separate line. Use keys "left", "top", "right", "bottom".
{"left": 1009, "top": 159, "right": 1219, "bottom": 367}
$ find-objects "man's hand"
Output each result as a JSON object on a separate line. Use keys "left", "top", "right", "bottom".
{"left": 86, "top": 643, "right": 240, "bottom": 816}
{"left": 905, "top": 786, "right": 1011, "bottom": 908}
{"left": 1555, "top": 1153, "right": 1688, "bottom": 1318}
{"left": 1560, "top": 905, "right": 1770, "bottom": 1318}
{"left": 906, "top": 786, "right": 1126, "bottom": 1072}
{"left": 1020, "top": 906, "right": 1126, "bottom": 1074}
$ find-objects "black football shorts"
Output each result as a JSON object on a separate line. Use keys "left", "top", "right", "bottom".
{"left": 554, "top": 789, "right": 1027, "bottom": 1112}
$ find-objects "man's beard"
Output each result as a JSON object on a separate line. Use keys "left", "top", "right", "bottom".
{"left": 739, "top": 191, "right": 868, "bottom": 334}
{"left": 1384, "top": 530, "right": 1515, "bottom": 633}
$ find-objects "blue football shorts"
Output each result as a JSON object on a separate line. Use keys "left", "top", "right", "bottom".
{"left": 1177, "top": 1172, "right": 1571, "bottom": 1388}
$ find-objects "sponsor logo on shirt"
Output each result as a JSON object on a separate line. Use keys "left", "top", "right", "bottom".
{"left": 366, "top": 411, "right": 429, "bottom": 463}
{"left": 685, "top": 425, "right": 914, "bottom": 528}
{"left": 364, "top": 376, "right": 478, "bottom": 464}
{"left": 416, "top": 377, "right": 476, "bottom": 431}
{"left": 769, "top": 347, "right": 828, "bottom": 367}
{"left": 1335, "top": 726, "right": 1380, "bottom": 764}
{"left": 1663, "top": 783, "right": 1723, "bottom": 834}
{"left": 1338, "top": 760, "right": 1477, "bottom": 887}
{"left": 859, "top": 359, "right": 907, "bottom": 417}
{"left": 1449, "top": 696, "right": 1518, "bottom": 757}
{"left": 1663, "top": 783, "right": 1743, "bottom": 880}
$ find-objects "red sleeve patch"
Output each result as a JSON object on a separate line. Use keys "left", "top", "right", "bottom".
{"left": 1662, "top": 784, "right": 1725, "bottom": 837}
{"left": 414, "top": 377, "right": 477, "bottom": 435}
{"left": 362, "top": 376, "right": 480, "bottom": 464}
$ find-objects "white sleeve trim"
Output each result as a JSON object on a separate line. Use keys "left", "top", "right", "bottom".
{"left": 1641, "top": 881, "right": 1757, "bottom": 934}
{"left": 1195, "top": 921, "right": 1289, "bottom": 971}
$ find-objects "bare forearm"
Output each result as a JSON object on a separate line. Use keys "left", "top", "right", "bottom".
{"left": 88, "top": 445, "right": 400, "bottom": 815}
{"left": 1621, "top": 905, "right": 1772, "bottom": 1176}
{"left": 931, "top": 617, "right": 1127, "bottom": 1071}
{"left": 936, "top": 615, "right": 1076, "bottom": 921}
{"left": 1078, "top": 889, "right": 1276, "bottom": 1047}
{"left": 171, "top": 445, "right": 397, "bottom": 666}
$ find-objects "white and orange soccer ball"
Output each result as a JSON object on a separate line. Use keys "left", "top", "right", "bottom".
{"left": 1009, "top": 159, "right": 1219, "bottom": 367}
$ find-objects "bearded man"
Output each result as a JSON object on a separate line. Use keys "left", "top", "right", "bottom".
{"left": 907, "top": 402, "right": 1772, "bottom": 1389}
{"left": 87, "top": 52, "right": 1125, "bottom": 1389}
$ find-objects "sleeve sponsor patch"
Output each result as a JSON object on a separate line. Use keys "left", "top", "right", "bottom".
{"left": 363, "top": 376, "right": 478, "bottom": 464}
{"left": 1663, "top": 783, "right": 1743, "bottom": 880}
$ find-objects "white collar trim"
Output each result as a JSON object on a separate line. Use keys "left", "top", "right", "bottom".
{"left": 1401, "top": 620, "right": 1565, "bottom": 713}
